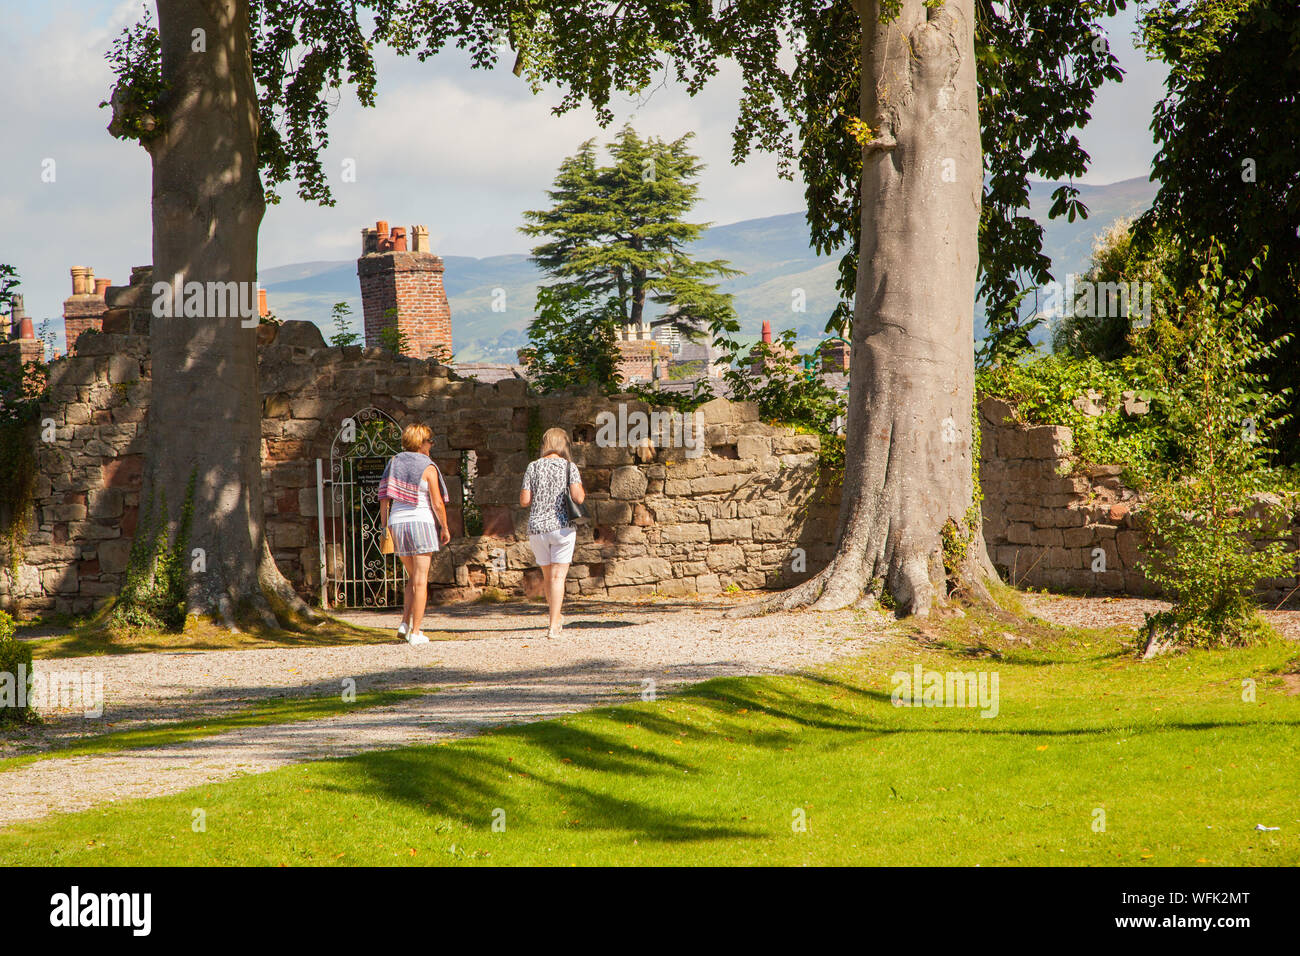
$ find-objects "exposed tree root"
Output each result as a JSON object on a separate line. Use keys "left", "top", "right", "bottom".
{"left": 724, "top": 559, "right": 846, "bottom": 619}
{"left": 727, "top": 532, "right": 997, "bottom": 622}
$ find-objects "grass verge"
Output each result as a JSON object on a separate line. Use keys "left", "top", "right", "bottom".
{"left": 22, "top": 613, "right": 432, "bottom": 660}
{"left": 1, "top": 604, "right": 1297, "bottom": 866}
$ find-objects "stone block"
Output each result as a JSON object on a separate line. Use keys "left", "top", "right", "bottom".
{"left": 736, "top": 435, "right": 772, "bottom": 460}
{"left": 699, "top": 398, "right": 735, "bottom": 425}
{"left": 607, "top": 584, "right": 655, "bottom": 600}
{"left": 1116, "top": 530, "right": 1144, "bottom": 569}
{"left": 661, "top": 523, "right": 709, "bottom": 544}
{"left": 267, "top": 521, "right": 308, "bottom": 549}
{"left": 604, "top": 556, "right": 672, "bottom": 586}
{"left": 1062, "top": 527, "right": 1095, "bottom": 549}
{"left": 772, "top": 434, "right": 820, "bottom": 455}
{"left": 1030, "top": 527, "right": 1063, "bottom": 548}
{"left": 595, "top": 500, "right": 633, "bottom": 525}
{"left": 709, "top": 518, "right": 752, "bottom": 541}
{"left": 655, "top": 578, "right": 693, "bottom": 598}
{"left": 610, "top": 466, "right": 648, "bottom": 500}
{"left": 691, "top": 474, "right": 744, "bottom": 495}
{"left": 1023, "top": 425, "right": 1073, "bottom": 460}
{"left": 705, "top": 544, "right": 745, "bottom": 571}
{"left": 1006, "top": 522, "right": 1033, "bottom": 545}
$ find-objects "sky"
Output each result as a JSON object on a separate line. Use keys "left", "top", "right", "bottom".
{"left": 0, "top": 0, "right": 1167, "bottom": 349}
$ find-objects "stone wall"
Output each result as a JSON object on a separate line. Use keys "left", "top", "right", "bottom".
{"left": 0, "top": 334, "right": 148, "bottom": 616}
{"left": 8, "top": 340, "right": 1297, "bottom": 617}
{"left": 978, "top": 396, "right": 1300, "bottom": 603}
{"left": 1, "top": 321, "right": 840, "bottom": 615}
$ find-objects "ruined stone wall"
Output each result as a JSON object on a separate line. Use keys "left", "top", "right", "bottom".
{"left": 2, "top": 321, "right": 839, "bottom": 615}
{"left": 0, "top": 332, "right": 148, "bottom": 616}
{"left": 978, "top": 396, "right": 1300, "bottom": 603}
{"left": 259, "top": 322, "right": 839, "bottom": 604}
{"left": 9, "top": 342, "right": 1296, "bottom": 618}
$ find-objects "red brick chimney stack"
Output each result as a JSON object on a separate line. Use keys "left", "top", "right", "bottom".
{"left": 357, "top": 220, "right": 452, "bottom": 362}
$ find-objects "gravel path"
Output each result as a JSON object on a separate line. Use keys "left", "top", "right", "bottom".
{"left": 0, "top": 600, "right": 889, "bottom": 829}
{"left": 1020, "top": 593, "right": 1300, "bottom": 641}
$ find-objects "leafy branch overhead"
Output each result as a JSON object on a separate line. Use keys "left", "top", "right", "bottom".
{"left": 103, "top": 1, "right": 1123, "bottom": 303}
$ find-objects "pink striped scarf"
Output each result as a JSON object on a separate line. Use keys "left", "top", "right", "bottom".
{"left": 378, "top": 452, "right": 433, "bottom": 506}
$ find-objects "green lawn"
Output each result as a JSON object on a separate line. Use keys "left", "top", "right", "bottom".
{"left": 0, "top": 688, "right": 430, "bottom": 773}
{"left": 1, "top": 608, "right": 1296, "bottom": 866}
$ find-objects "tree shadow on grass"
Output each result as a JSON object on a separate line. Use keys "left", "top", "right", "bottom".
{"left": 319, "top": 720, "right": 758, "bottom": 845}
{"left": 297, "top": 666, "right": 1300, "bottom": 852}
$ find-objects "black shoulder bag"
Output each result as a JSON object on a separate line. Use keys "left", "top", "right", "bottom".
{"left": 559, "top": 456, "right": 588, "bottom": 523}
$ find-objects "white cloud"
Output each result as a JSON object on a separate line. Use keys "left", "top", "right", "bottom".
{"left": 3, "top": 1, "right": 1166, "bottom": 347}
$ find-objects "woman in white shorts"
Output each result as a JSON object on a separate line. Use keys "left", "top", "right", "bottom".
{"left": 519, "top": 427, "right": 585, "bottom": 638}
{"left": 378, "top": 423, "right": 451, "bottom": 645}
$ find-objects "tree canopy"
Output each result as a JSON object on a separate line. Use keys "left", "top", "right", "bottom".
{"left": 107, "top": 1, "right": 1130, "bottom": 349}
{"left": 1136, "top": 0, "right": 1300, "bottom": 457}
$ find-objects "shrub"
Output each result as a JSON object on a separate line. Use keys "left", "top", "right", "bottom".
{"left": 1051, "top": 218, "right": 1177, "bottom": 362}
{"left": 111, "top": 475, "right": 196, "bottom": 633}
{"left": 722, "top": 329, "right": 846, "bottom": 437}
{"left": 0, "top": 609, "right": 35, "bottom": 724}
{"left": 976, "top": 352, "right": 1167, "bottom": 482}
{"left": 328, "top": 301, "right": 361, "bottom": 347}
{"left": 1135, "top": 241, "right": 1295, "bottom": 653}
{"left": 518, "top": 285, "right": 623, "bottom": 394}
{"left": 377, "top": 321, "right": 412, "bottom": 357}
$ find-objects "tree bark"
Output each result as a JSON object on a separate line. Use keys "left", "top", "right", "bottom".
{"left": 142, "top": 0, "right": 310, "bottom": 627}
{"left": 735, "top": 0, "right": 993, "bottom": 618}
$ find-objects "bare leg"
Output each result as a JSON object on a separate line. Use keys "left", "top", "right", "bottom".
{"left": 408, "top": 553, "right": 432, "bottom": 635}
{"left": 547, "top": 562, "right": 569, "bottom": 632}
{"left": 398, "top": 554, "right": 415, "bottom": 630}
{"left": 537, "top": 563, "right": 552, "bottom": 631}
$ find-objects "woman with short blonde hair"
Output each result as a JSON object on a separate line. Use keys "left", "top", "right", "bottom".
{"left": 401, "top": 423, "right": 432, "bottom": 451}
{"left": 519, "top": 427, "right": 585, "bottom": 638}
{"left": 379, "top": 422, "right": 450, "bottom": 644}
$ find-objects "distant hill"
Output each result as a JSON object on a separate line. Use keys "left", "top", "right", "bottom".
{"left": 260, "top": 176, "right": 1158, "bottom": 361}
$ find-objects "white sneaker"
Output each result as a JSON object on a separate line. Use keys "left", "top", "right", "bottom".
{"left": 397, "top": 621, "right": 409, "bottom": 640}
{"left": 406, "top": 631, "right": 429, "bottom": 645}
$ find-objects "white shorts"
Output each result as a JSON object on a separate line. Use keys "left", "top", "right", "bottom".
{"left": 530, "top": 527, "right": 577, "bottom": 565}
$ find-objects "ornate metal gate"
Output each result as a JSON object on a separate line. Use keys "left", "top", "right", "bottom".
{"left": 316, "top": 407, "right": 404, "bottom": 608}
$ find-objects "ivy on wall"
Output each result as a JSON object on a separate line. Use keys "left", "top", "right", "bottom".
{"left": 0, "top": 360, "right": 46, "bottom": 583}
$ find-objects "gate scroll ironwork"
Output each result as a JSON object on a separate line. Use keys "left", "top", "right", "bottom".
{"left": 317, "top": 407, "right": 404, "bottom": 608}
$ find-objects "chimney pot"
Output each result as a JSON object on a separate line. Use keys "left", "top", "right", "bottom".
{"left": 392, "top": 227, "right": 407, "bottom": 252}
{"left": 412, "top": 225, "right": 430, "bottom": 253}
{"left": 761, "top": 320, "right": 772, "bottom": 344}
{"left": 258, "top": 288, "right": 268, "bottom": 317}
{"left": 94, "top": 278, "right": 111, "bottom": 297}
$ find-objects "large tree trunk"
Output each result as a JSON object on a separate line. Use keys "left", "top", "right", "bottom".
{"left": 142, "top": 0, "right": 309, "bottom": 627}
{"left": 736, "top": 0, "right": 992, "bottom": 618}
